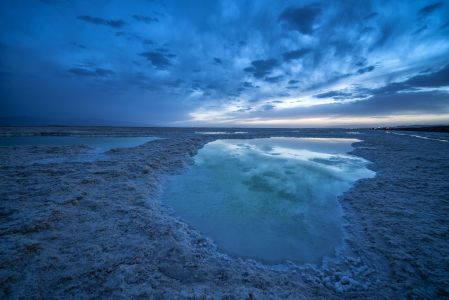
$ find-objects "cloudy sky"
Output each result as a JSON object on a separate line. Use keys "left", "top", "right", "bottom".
{"left": 1, "top": 0, "right": 449, "bottom": 127}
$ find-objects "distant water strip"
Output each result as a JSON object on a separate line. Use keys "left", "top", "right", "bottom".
{"left": 195, "top": 131, "right": 248, "bottom": 135}
{"left": 0, "top": 136, "right": 160, "bottom": 148}
{"left": 388, "top": 131, "right": 449, "bottom": 143}
{"left": 0, "top": 136, "right": 160, "bottom": 164}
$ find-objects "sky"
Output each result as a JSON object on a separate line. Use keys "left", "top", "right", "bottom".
{"left": 1, "top": 0, "right": 449, "bottom": 127}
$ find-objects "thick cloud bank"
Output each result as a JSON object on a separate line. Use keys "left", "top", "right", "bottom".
{"left": 1, "top": 0, "right": 448, "bottom": 126}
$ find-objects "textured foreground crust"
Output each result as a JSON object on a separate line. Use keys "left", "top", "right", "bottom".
{"left": 1, "top": 127, "right": 448, "bottom": 299}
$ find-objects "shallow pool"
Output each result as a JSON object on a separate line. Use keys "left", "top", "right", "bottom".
{"left": 162, "top": 137, "right": 375, "bottom": 264}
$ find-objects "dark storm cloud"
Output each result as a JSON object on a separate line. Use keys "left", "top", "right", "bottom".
{"left": 404, "top": 64, "right": 449, "bottom": 87}
{"left": 315, "top": 65, "right": 449, "bottom": 102}
{"left": 356, "top": 65, "right": 375, "bottom": 74}
{"left": 71, "top": 42, "right": 86, "bottom": 49}
{"left": 419, "top": 2, "right": 443, "bottom": 16}
{"left": 364, "top": 12, "right": 378, "bottom": 20}
{"left": 278, "top": 3, "right": 322, "bottom": 34}
{"left": 132, "top": 14, "right": 159, "bottom": 24}
{"left": 315, "top": 90, "right": 353, "bottom": 99}
{"left": 69, "top": 67, "right": 115, "bottom": 77}
{"left": 315, "top": 87, "right": 371, "bottom": 100}
{"left": 264, "top": 75, "right": 284, "bottom": 83}
{"left": 242, "top": 82, "right": 256, "bottom": 88}
{"left": 238, "top": 108, "right": 252, "bottom": 112}
{"left": 299, "top": 91, "right": 449, "bottom": 119}
{"left": 355, "top": 58, "right": 368, "bottom": 67}
{"left": 140, "top": 51, "right": 175, "bottom": 69}
{"left": 368, "top": 64, "right": 449, "bottom": 95}
{"left": 77, "top": 15, "right": 127, "bottom": 28}
{"left": 337, "top": 90, "right": 449, "bottom": 116}
{"left": 244, "top": 59, "right": 279, "bottom": 78}
{"left": 261, "top": 88, "right": 448, "bottom": 121}
{"left": 282, "top": 48, "right": 311, "bottom": 61}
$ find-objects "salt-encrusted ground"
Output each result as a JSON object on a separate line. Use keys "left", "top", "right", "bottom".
{"left": 0, "top": 127, "right": 448, "bottom": 299}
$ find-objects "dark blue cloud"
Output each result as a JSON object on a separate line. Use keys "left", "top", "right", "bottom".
{"left": 69, "top": 67, "right": 115, "bottom": 77}
{"left": 419, "top": 2, "right": 444, "bottom": 16}
{"left": 77, "top": 15, "right": 126, "bottom": 28}
{"left": 364, "top": 12, "right": 378, "bottom": 20}
{"left": 315, "top": 65, "right": 449, "bottom": 102}
{"left": 132, "top": 14, "right": 159, "bottom": 24}
{"left": 329, "top": 90, "right": 449, "bottom": 116}
{"left": 264, "top": 75, "right": 284, "bottom": 83}
{"left": 315, "top": 90, "right": 355, "bottom": 100}
{"left": 244, "top": 59, "right": 279, "bottom": 78}
{"left": 282, "top": 49, "right": 311, "bottom": 61}
{"left": 71, "top": 42, "right": 86, "bottom": 49}
{"left": 140, "top": 50, "right": 175, "bottom": 69}
{"left": 404, "top": 64, "right": 449, "bottom": 87}
{"left": 356, "top": 65, "right": 375, "bottom": 74}
{"left": 278, "top": 3, "right": 322, "bottom": 34}
{"left": 242, "top": 82, "right": 256, "bottom": 88}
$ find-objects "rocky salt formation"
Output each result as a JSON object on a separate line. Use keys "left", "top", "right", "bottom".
{"left": 1, "top": 127, "right": 448, "bottom": 299}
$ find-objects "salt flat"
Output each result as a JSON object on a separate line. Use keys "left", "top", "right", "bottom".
{"left": 0, "top": 127, "right": 448, "bottom": 299}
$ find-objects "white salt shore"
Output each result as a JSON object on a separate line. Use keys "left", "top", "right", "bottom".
{"left": 1, "top": 127, "right": 448, "bottom": 299}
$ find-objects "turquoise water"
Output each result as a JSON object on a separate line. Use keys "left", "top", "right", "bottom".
{"left": 162, "top": 137, "right": 375, "bottom": 264}
{"left": 0, "top": 136, "right": 159, "bottom": 150}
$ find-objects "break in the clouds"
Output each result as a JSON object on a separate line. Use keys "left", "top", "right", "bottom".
{"left": 1, "top": 0, "right": 449, "bottom": 127}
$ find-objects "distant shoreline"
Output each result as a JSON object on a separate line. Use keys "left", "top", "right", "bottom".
{"left": 1, "top": 124, "right": 448, "bottom": 133}
{"left": 376, "top": 125, "right": 449, "bottom": 133}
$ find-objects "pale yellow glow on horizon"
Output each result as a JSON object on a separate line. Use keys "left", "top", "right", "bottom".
{"left": 185, "top": 113, "right": 449, "bottom": 128}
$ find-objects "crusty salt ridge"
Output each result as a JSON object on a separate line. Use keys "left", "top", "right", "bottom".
{"left": 0, "top": 127, "right": 448, "bottom": 299}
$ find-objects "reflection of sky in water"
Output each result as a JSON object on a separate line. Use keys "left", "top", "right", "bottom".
{"left": 0, "top": 136, "right": 159, "bottom": 163}
{"left": 162, "top": 137, "right": 375, "bottom": 264}
{"left": 195, "top": 131, "right": 248, "bottom": 135}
